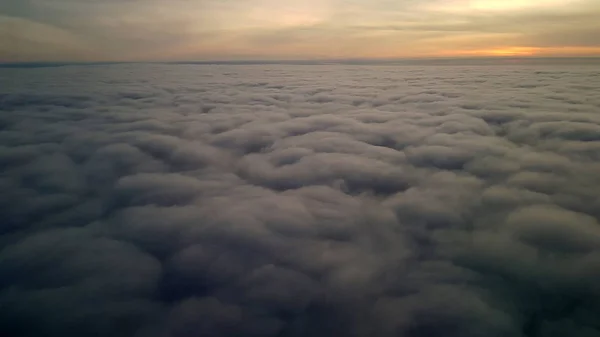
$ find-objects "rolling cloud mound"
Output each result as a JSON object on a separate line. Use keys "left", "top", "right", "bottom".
{"left": 1, "top": 64, "right": 600, "bottom": 337}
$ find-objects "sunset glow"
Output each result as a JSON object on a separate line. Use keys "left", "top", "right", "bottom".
{"left": 450, "top": 47, "right": 542, "bottom": 57}
{"left": 0, "top": 0, "right": 598, "bottom": 61}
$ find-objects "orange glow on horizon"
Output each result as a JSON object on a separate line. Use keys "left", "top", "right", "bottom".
{"left": 436, "top": 46, "right": 600, "bottom": 58}
{"left": 485, "top": 47, "right": 540, "bottom": 56}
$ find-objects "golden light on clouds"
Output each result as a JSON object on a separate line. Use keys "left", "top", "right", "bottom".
{"left": 245, "top": 1, "right": 331, "bottom": 28}
{"left": 440, "top": 46, "right": 600, "bottom": 58}
{"left": 468, "top": 0, "right": 578, "bottom": 11}
{"left": 468, "top": 47, "right": 541, "bottom": 56}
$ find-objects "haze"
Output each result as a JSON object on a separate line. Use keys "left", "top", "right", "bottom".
{"left": 1, "top": 0, "right": 600, "bottom": 62}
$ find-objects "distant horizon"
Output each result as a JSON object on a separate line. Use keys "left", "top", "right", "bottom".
{"left": 2, "top": 55, "right": 600, "bottom": 68}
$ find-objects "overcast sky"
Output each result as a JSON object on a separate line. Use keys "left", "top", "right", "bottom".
{"left": 1, "top": 0, "right": 599, "bottom": 62}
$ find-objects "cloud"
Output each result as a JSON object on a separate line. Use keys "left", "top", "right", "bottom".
{"left": 1, "top": 63, "right": 600, "bottom": 337}
{"left": 0, "top": 15, "right": 99, "bottom": 62}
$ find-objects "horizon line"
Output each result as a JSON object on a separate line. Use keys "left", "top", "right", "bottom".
{"left": 2, "top": 56, "right": 600, "bottom": 68}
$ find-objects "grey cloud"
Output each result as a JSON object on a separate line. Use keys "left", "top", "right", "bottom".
{"left": 529, "top": 26, "right": 600, "bottom": 48}
{"left": 505, "top": 205, "right": 600, "bottom": 253}
{"left": 1, "top": 63, "right": 600, "bottom": 337}
{"left": 350, "top": 6, "right": 600, "bottom": 48}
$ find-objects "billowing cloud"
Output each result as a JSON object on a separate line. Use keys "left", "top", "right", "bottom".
{"left": 1, "top": 63, "right": 600, "bottom": 336}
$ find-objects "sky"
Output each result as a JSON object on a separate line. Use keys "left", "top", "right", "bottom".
{"left": 1, "top": 0, "right": 600, "bottom": 62}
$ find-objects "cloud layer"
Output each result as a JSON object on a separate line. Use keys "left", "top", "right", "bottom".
{"left": 1, "top": 63, "right": 600, "bottom": 336}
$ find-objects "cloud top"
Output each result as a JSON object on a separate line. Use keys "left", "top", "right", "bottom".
{"left": 0, "top": 63, "right": 600, "bottom": 336}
